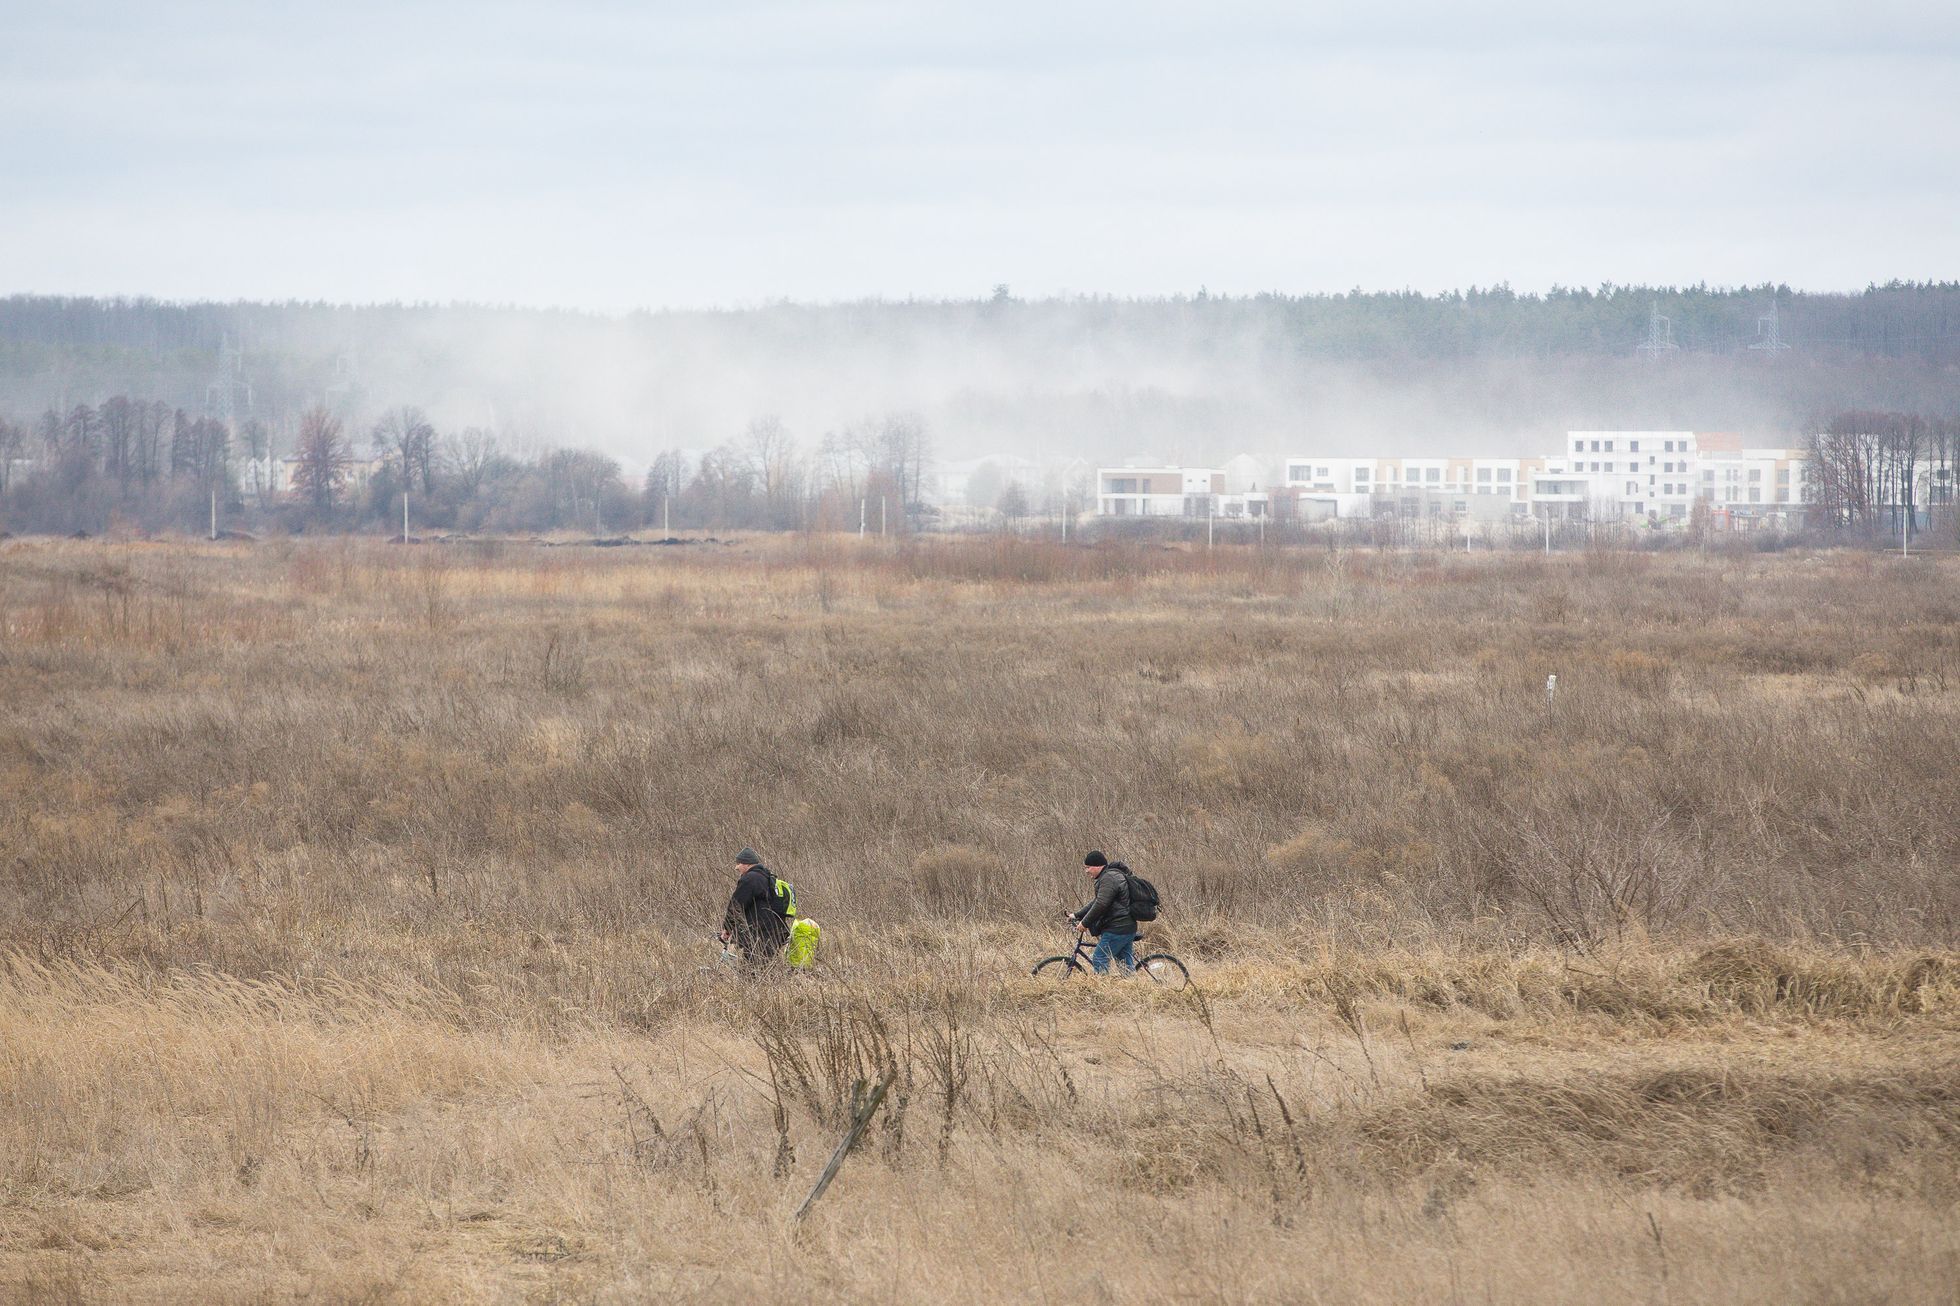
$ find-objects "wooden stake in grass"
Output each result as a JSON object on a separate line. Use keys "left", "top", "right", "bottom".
{"left": 793, "top": 1072, "right": 893, "bottom": 1222}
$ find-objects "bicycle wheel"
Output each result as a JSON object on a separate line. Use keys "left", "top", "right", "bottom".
{"left": 1031, "top": 955, "right": 1079, "bottom": 980}
{"left": 1136, "top": 953, "right": 1189, "bottom": 989}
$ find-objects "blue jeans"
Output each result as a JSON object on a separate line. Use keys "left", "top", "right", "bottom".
{"left": 1090, "top": 931, "right": 1137, "bottom": 975}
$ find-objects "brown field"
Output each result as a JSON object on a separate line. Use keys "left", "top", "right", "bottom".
{"left": 2, "top": 535, "right": 1957, "bottom": 1304}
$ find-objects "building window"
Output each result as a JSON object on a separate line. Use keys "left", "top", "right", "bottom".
{"left": 1497, "top": 468, "right": 1512, "bottom": 482}
{"left": 1477, "top": 468, "right": 1492, "bottom": 482}
{"left": 1427, "top": 468, "right": 1441, "bottom": 483}
{"left": 1590, "top": 440, "right": 1601, "bottom": 452}
{"left": 1749, "top": 488, "right": 1761, "bottom": 503}
{"left": 1573, "top": 439, "right": 1584, "bottom": 452}
{"left": 1629, "top": 441, "right": 1640, "bottom": 452}
{"left": 1605, "top": 440, "right": 1615, "bottom": 452}
{"left": 1287, "top": 464, "right": 1309, "bottom": 481}
{"left": 1316, "top": 466, "right": 1330, "bottom": 478}
{"left": 1664, "top": 440, "right": 1674, "bottom": 452}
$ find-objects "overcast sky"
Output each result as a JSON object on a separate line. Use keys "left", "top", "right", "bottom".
{"left": 3, "top": 1, "right": 1955, "bottom": 310}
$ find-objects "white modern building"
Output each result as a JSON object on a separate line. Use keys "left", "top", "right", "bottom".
{"left": 1099, "top": 432, "right": 1907, "bottom": 528}
{"left": 1096, "top": 466, "right": 1226, "bottom": 517}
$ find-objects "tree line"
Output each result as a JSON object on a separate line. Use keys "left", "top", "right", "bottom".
{"left": 6, "top": 282, "right": 1960, "bottom": 363}
{"left": 0, "top": 397, "right": 936, "bottom": 537}
{"left": 1806, "top": 411, "right": 1959, "bottom": 537}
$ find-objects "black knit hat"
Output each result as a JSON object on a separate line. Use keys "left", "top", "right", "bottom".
{"left": 736, "top": 847, "right": 760, "bottom": 866}
{"left": 1084, "top": 850, "right": 1107, "bottom": 867}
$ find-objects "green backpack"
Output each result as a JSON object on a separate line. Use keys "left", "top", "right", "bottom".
{"left": 766, "top": 869, "right": 798, "bottom": 921}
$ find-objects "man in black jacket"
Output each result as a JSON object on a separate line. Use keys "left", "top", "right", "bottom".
{"left": 1068, "top": 850, "right": 1137, "bottom": 975}
{"left": 720, "top": 847, "right": 790, "bottom": 968}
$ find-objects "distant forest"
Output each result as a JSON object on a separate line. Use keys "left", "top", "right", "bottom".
{"left": 2, "top": 284, "right": 1958, "bottom": 535}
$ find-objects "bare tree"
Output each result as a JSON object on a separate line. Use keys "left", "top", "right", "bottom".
{"left": 845, "top": 412, "right": 932, "bottom": 527}
{"left": 543, "top": 448, "right": 622, "bottom": 530}
{"left": 33, "top": 408, "right": 60, "bottom": 459}
{"left": 686, "top": 444, "right": 759, "bottom": 528}
{"left": 744, "top": 416, "right": 802, "bottom": 526}
{"left": 99, "top": 396, "right": 136, "bottom": 485}
{"left": 372, "top": 406, "right": 437, "bottom": 495}
{"left": 0, "top": 417, "right": 22, "bottom": 492}
{"left": 168, "top": 409, "right": 197, "bottom": 481}
{"left": 239, "top": 418, "right": 271, "bottom": 507}
{"left": 135, "top": 401, "right": 170, "bottom": 485}
{"left": 643, "top": 448, "right": 689, "bottom": 526}
{"left": 291, "top": 406, "right": 349, "bottom": 515}
{"left": 448, "top": 427, "right": 498, "bottom": 499}
{"left": 815, "top": 431, "right": 866, "bottom": 502}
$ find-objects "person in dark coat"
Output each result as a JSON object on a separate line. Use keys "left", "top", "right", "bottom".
{"left": 720, "top": 847, "right": 790, "bottom": 968}
{"left": 1068, "top": 850, "right": 1137, "bottom": 974}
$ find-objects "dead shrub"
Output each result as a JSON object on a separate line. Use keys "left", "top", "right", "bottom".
{"left": 909, "top": 845, "right": 1011, "bottom": 919}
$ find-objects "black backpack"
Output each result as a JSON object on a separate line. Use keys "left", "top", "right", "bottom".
{"left": 1109, "top": 861, "right": 1160, "bottom": 922}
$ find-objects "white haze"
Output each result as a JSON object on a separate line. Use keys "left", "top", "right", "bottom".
{"left": 291, "top": 301, "right": 1901, "bottom": 470}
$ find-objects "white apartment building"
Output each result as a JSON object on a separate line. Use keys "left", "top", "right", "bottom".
{"left": 1691, "top": 437, "right": 1810, "bottom": 524}
{"left": 1107, "top": 432, "right": 1925, "bottom": 528}
{"left": 1551, "top": 431, "right": 1812, "bottom": 524}
{"left": 1550, "top": 430, "right": 1703, "bottom": 520}
{"left": 1284, "top": 456, "right": 1531, "bottom": 518}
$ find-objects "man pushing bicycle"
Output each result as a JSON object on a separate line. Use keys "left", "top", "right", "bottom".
{"left": 1067, "top": 850, "right": 1138, "bottom": 975}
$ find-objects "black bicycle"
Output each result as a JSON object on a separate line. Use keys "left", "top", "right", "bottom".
{"left": 1031, "top": 930, "right": 1189, "bottom": 989}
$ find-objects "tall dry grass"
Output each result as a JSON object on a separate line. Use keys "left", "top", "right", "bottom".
{"left": 4, "top": 537, "right": 1956, "bottom": 953}
{"left": 2, "top": 535, "right": 1957, "bottom": 1302}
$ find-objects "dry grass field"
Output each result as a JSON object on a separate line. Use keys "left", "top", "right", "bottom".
{"left": 2, "top": 534, "right": 1957, "bottom": 1303}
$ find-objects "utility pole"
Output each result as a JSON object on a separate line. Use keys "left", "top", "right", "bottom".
{"left": 859, "top": 498, "right": 866, "bottom": 538}
{"left": 1206, "top": 499, "right": 1214, "bottom": 549}
{"left": 1542, "top": 512, "right": 1552, "bottom": 557}
{"left": 663, "top": 496, "right": 669, "bottom": 535}
{"left": 403, "top": 490, "right": 409, "bottom": 542}
{"left": 210, "top": 488, "right": 217, "bottom": 541}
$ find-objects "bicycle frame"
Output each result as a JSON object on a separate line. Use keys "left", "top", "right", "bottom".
{"left": 1062, "top": 930, "right": 1134, "bottom": 974}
